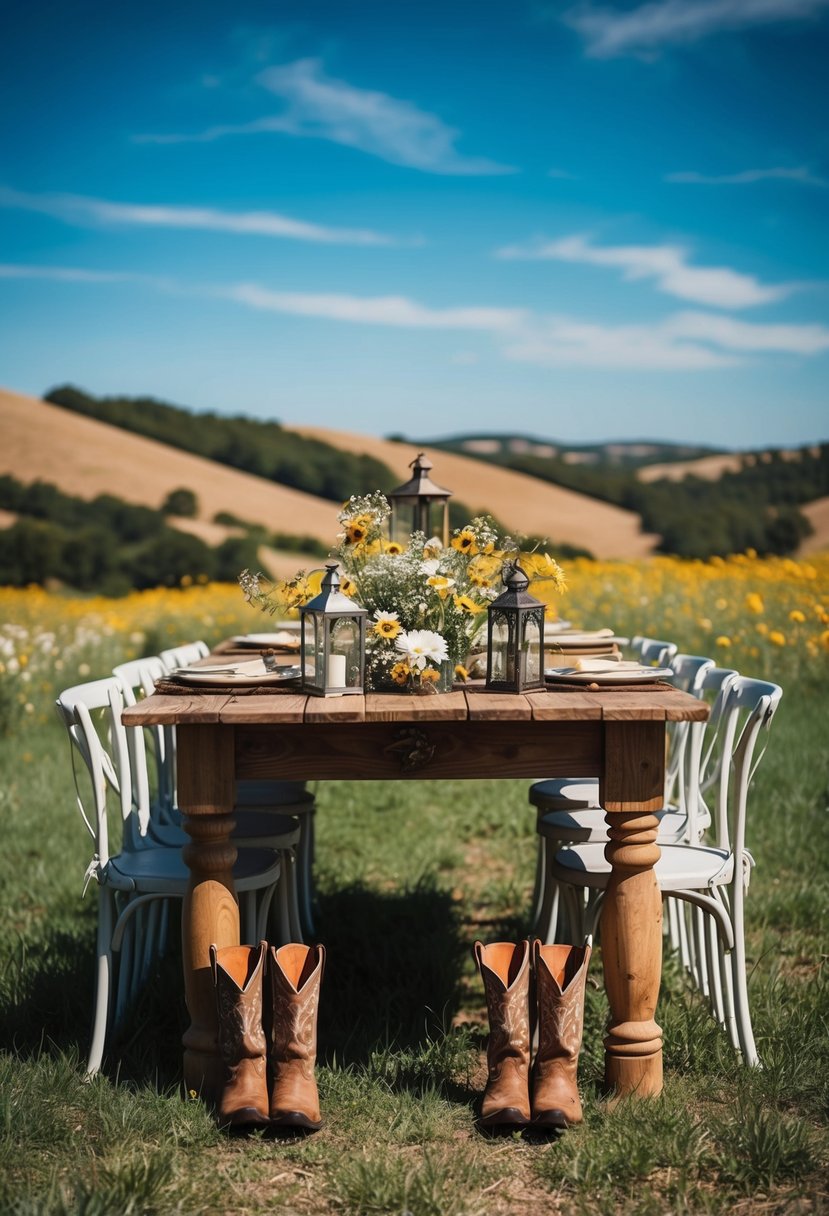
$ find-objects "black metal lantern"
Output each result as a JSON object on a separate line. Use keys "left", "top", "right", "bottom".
{"left": 299, "top": 565, "right": 367, "bottom": 697}
{"left": 387, "top": 453, "right": 452, "bottom": 546}
{"left": 485, "top": 563, "right": 545, "bottom": 693}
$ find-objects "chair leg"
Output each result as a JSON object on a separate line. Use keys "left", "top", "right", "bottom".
{"left": 730, "top": 902, "right": 760, "bottom": 1067}
{"left": 533, "top": 853, "right": 560, "bottom": 945}
{"left": 706, "top": 913, "right": 726, "bottom": 1024}
{"left": 87, "top": 890, "right": 115, "bottom": 1077}
{"left": 529, "top": 812, "right": 547, "bottom": 928}
{"left": 297, "top": 810, "right": 316, "bottom": 937}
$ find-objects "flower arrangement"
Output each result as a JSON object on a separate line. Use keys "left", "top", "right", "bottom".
{"left": 240, "top": 492, "right": 566, "bottom": 692}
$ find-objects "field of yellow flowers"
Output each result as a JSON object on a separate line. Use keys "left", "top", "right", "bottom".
{"left": 0, "top": 552, "right": 827, "bottom": 730}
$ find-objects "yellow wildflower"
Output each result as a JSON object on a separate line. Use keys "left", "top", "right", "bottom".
{"left": 451, "top": 529, "right": 478, "bottom": 556}
{"left": 420, "top": 667, "right": 440, "bottom": 684}
{"left": 788, "top": 609, "right": 806, "bottom": 623}
{"left": 340, "top": 576, "right": 357, "bottom": 597}
{"left": 454, "top": 664, "right": 469, "bottom": 682}
{"left": 427, "top": 575, "right": 454, "bottom": 599}
{"left": 453, "top": 594, "right": 485, "bottom": 615}
{"left": 382, "top": 541, "right": 404, "bottom": 556}
{"left": 715, "top": 636, "right": 731, "bottom": 648}
{"left": 390, "top": 660, "right": 410, "bottom": 685}
{"left": 345, "top": 516, "right": 371, "bottom": 545}
{"left": 745, "top": 592, "right": 764, "bottom": 615}
{"left": 768, "top": 630, "right": 786, "bottom": 646}
{"left": 373, "top": 612, "right": 402, "bottom": 640}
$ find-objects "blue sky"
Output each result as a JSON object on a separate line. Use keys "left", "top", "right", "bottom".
{"left": 1, "top": 0, "right": 828, "bottom": 447}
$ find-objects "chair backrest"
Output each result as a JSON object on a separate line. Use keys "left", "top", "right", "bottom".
{"left": 631, "top": 636, "right": 679, "bottom": 667}
{"left": 159, "top": 640, "right": 210, "bottom": 671}
{"left": 683, "top": 670, "right": 780, "bottom": 852}
{"left": 55, "top": 677, "right": 151, "bottom": 869}
{"left": 678, "top": 665, "right": 740, "bottom": 840}
{"left": 711, "top": 675, "right": 783, "bottom": 859}
{"left": 113, "top": 656, "right": 173, "bottom": 815}
{"left": 663, "top": 654, "right": 716, "bottom": 808}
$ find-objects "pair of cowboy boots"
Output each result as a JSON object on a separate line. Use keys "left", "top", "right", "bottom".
{"left": 209, "top": 940, "right": 325, "bottom": 1131}
{"left": 473, "top": 937, "right": 591, "bottom": 1130}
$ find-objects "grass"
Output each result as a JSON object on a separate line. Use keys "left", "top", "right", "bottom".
{"left": 1, "top": 569, "right": 829, "bottom": 1213}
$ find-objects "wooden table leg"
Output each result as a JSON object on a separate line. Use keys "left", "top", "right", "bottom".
{"left": 600, "top": 720, "right": 665, "bottom": 1098}
{"left": 176, "top": 724, "right": 238, "bottom": 1104}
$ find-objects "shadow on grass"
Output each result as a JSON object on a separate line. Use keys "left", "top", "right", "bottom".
{"left": 314, "top": 880, "right": 467, "bottom": 1065}
{"left": 1, "top": 880, "right": 471, "bottom": 1095}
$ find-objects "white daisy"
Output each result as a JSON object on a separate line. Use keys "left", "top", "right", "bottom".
{"left": 395, "top": 629, "right": 449, "bottom": 671}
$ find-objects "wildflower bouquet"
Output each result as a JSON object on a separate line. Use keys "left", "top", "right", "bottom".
{"left": 241, "top": 491, "right": 565, "bottom": 692}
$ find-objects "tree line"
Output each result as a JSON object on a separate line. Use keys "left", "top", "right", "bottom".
{"left": 45, "top": 385, "right": 397, "bottom": 503}
{"left": 454, "top": 446, "right": 828, "bottom": 558}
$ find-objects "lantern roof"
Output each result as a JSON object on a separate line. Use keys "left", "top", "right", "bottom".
{"left": 301, "top": 564, "right": 367, "bottom": 617}
{"left": 490, "top": 563, "right": 543, "bottom": 610}
{"left": 388, "top": 452, "right": 452, "bottom": 502}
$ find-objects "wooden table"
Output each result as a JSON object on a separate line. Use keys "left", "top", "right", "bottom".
{"left": 124, "top": 682, "right": 708, "bottom": 1104}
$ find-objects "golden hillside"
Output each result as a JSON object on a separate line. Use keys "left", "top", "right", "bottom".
{"left": 290, "top": 426, "right": 657, "bottom": 558}
{"left": 0, "top": 387, "right": 658, "bottom": 560}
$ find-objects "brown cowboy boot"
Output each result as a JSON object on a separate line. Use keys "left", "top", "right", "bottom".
{"left": 473, "top": 940, "right": 531, "bottom": 1127}
{"left": 209, "top": 940, "right": 269, "bottom": 1128}
{"left": 268, "top": 943, "right": 325, "bottom": 1130}
{"left": 531, "top": 938, "right": 592, "bottom": 1129}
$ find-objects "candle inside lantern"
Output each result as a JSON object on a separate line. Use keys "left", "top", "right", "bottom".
{"left": 327, "top": 653, "right": 347, "bottom": 689}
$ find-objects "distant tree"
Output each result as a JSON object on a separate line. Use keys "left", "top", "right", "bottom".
{"left": 161, "top": 487, "right": 199, "bottom": 517}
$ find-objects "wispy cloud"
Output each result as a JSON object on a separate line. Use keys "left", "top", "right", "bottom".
{"left": 0, "top": 185, "right": 401, "bottom": 247}
{"left": 217, "top": 282, "right": 526, "bottom": 330}
{"left": 2, "top": 261, "right": 827, "bottom": 369}
{"left": 563, "top": 0, "right": 829, "bottom": 58}
{"left": 547, "top": 168, "right": 577, "bottom": 180}
{"left": 137, "top": 57, "right": 516, "bottom": 176}
{"left": 496, "top": 234, "right": 796, "bottom": 309}
{"left": 0, "top": 262, "right": 148, "bottom": 285}
{"left": 667, "top": 166, "right": 828, "bottom": 188}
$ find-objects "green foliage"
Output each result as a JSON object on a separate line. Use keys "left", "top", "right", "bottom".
{"left": 0, "top": 474, "right": 286, "bottom": 591}
{"left": 46, "top": 384, "right": 397, "bottom": 503}
{"left": 160, "top": 486, "right": 198, "bottom": 517}
{"left": 445, "top": 444, "right": 829, "bottom": 558}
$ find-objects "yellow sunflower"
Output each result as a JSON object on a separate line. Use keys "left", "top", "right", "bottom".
{"left": 373, "top": 612, "right": 402, "bottom": 640}
{"left": 390, "top": 660, "right": 411, "bottom": 685}
{"left": 453, "top": 594, "right": 485, "bottom": 615}
{"left": 451, "top": 529, "right": 478, "bottom": 556}
{"left": 345, "top": 515, "right": 371, "bottom": 544}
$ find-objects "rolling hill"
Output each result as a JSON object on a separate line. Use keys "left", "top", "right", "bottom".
{"left": 1, "top": 387, "right": 659, "bottom": 560}
{"left": 290, "top": 425, "right": 657, "bottom": 558}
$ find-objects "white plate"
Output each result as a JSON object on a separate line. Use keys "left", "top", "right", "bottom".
{"left": 231, "top": 632, "right": 301, "bottom": 649}
{"left": 175, "top": 661, "right": 303, "bottom": 686}
{"left": 543, "top": 619, "right": 572, "bottom": 634}
{"left": 545, "top": 666, "right": 674, "bottom": 686}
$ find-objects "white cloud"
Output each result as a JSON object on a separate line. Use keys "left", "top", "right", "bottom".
{"left": 563, "top": 0, "right": 829, "bottom": 58}
{"left": 667, "top": 311, "right": 829, "bottom": 354}
{"left": 0, "top": 263, "right": 142, "bottom": 284}
{"left": 2, "top": 260, "right": 827, "bottom": 369}
{"left": 0, "top": 185, "right": 399, "bottom": 247}
{"left": 667, "top": 166, "right": 828, "bottom": 188}
{"left": 217, "top": 282, "right": 526, "bottom": 330}
{"left": 497, "top": 233, "right": 795, "bottom": 309}
{"left": 137, "top": 57, "right": 515, "bottom": 177}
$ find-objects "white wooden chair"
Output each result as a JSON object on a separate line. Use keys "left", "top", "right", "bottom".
{"left": 56, "top": 676, "right": 284, "bottom": 1076}
{"left": 158, "top": 640, "right": 210, "bottom": 669}
{"left": 530, "top": 654, "right": 720, "bottom": 940}
{"left": 115, "top": 654, "right": 315, "bottom": 942}
{"left": 547, "top": 675, "right": 782, "bottom": 1065}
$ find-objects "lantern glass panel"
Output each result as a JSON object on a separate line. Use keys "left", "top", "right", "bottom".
{"left": 521, "top": 610, "right": 543, "bottom": 685}
{"left": 329, "top": 617, "right": 361, "bottom": 689}
{"left": 303, "top": 612, "right": 324, "bottom": 691}
{"left": 490, "top": 610, "right": 515, "bottom": 683}
{"left": 391, "top": 501, "right": 417, "bottom": 545}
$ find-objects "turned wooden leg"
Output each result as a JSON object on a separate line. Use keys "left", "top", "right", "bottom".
{"left": 599, "top": 720, "right": 665, "bottom": 1099}
{"left": 177, "top": 724, "right": 238, "bottom": 1104}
